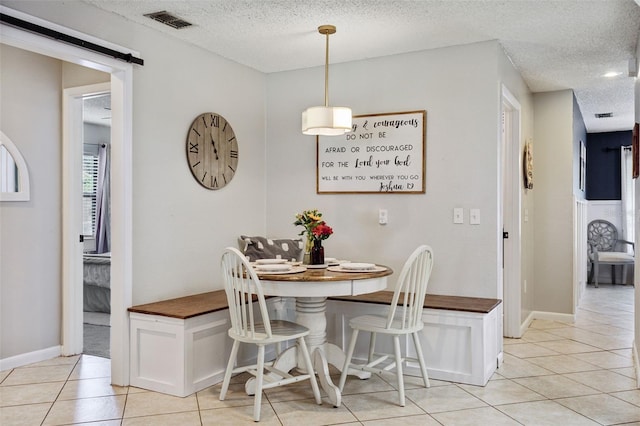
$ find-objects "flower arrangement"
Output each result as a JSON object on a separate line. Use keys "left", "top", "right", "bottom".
{"left": 312, "top": 223, "right": 333, "bottom": 241}
{"left": 294, "top": 209, "right": 333, "bottom": 246}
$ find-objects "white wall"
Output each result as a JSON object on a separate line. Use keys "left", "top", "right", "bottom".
{"left": 497, "top": 47, "right": 536, "bottom": 324}
{"left": 588, "top": 201, "right": 623, "bottom": 231}
{"left": 1, "top": 2, "right": 267, "bottom": 361}
{"left": 126, "top": 19, "right": 266, "bottom": 304}
{"left": 2, "top": 1, "right": 577, "bottom": 366}
{"left": 634, "top": 34, "right": 640, "bottom": 377}
{"left": 0, "top": 45, "right": 62, "bottom": 359}
{"left": 2, "top": 1, "right": 267, "bottom": 304}
{"left": 62, "top": 61, "right": 110, "bottom": 88}
{"left": 266, "top": 42, "right": 505, "bottom": 299}
{"left": 533, "top": 90, "right": 575, "bottom": 314}
{"left": 84, "top": 123, "right": 110, "bottom": 146}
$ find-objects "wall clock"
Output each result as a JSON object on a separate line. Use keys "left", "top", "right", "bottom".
{"left": 186, "top": 112, "right": 239, "bottom": 190}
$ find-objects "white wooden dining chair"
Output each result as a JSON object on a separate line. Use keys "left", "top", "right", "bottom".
{"left": 338, "top": 245, "right": 434, "bottom": 407}
{"left": 219, "top": 247, "right": 321, "bottom": 421}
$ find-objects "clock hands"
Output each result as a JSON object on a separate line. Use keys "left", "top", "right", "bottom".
{"left": 210, "top": 134, "right": 219, "bottom": 160}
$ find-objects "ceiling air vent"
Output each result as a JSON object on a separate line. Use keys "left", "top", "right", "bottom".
{"left": 144, "top": 11, "right": 192, "bottom": 29}
{"left": 595, "top": 112, "right": 613, "bottom": 118}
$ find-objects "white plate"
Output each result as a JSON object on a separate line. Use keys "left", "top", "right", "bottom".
{"left": 306, "top": 263, "right": 328, "bottom": 269}
{"left": 256, "top": 265, "right": 307, "bottom": 275}
{"left": 340, "top": 262, "right": 376, "bottom": 271}
{"left": 255, "top": 258, "right": 287, "bottom": 265}
{"left": 255, "top": 264, "right": 291, "bottom": 272}
{"left": 324, "top": 257, "right": 338, "bottom": 263}
{"left": 327, "top": 265, "right": 387, "bottom": 273}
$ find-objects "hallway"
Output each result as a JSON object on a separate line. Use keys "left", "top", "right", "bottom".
{"left": 0, "top": 284, "right": 636, "bottom": 425}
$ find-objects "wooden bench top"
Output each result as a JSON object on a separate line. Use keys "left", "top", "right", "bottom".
{"left": 329, "top": 291, "right": 501, "bottom": 314}
{"left": 128, "top": 290, "right": 501, "bottom": 320}
{"left": 128, "top": 291, "right": 229, "bottom": 319}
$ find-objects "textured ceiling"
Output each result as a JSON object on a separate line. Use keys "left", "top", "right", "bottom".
{"left": 82, "top": 0, "right": 640, "bottom": 133}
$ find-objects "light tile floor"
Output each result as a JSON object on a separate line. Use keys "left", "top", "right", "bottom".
{"left": 1, "top": 284, "right": 636, "bottom": 425}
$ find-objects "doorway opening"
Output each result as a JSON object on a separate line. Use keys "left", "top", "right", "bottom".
{"left": 3, "top": 6, "right": 134, "bottom": 385}
{"left": 501, "top": 84, "right": 523, "bottom": 339}
{"left": 81, "top": 92, "right": 112, "bottom": 359}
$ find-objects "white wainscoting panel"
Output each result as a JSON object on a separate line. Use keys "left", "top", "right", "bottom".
{"left": 129, "top": 311, "right": 229, "bottom": 397}
{"left": 327, "top": 300, "right": 500, "bottom": 386}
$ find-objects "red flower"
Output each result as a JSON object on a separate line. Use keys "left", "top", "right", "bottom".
{"left": 312, "top": 223, "right": 333, "bottom": 240}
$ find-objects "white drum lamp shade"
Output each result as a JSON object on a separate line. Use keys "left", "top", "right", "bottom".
{"left": 302, "top": 106, "right": 352, "bottom": 135}
{"left": 302, "top": 25, "right": 352, "bottom": 136}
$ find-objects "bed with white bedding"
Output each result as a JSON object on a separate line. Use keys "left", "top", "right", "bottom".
{"left": 83, "top": 253, "right": 111, "bottom": 313}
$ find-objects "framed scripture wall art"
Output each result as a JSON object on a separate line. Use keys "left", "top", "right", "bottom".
{"left": 316, "top": 110, "right": 426, "bottom": 194}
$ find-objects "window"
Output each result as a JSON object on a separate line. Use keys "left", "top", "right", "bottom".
{"left": 82, "top": 144, "right": 99, "bottom": 236}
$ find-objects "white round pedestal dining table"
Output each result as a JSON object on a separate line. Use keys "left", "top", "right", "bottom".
{"left": 253, "top": 265, "right": 392, "bottom": 407}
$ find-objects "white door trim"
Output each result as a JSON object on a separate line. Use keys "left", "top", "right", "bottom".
{"left": 62, "top": 82, "right": 111, "bottom": 356}
{"left": 1, "top": 6, "right": 134, "bottom": 386}
{"left": 501, "top": 84, "right": 523, "bottom": 338}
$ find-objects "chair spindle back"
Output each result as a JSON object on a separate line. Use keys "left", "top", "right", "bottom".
{"left": 386, "top": 245, "right": 434, "bottom": 330}
{"left": 221, "top": 247, "right": 272, "bottom": 340}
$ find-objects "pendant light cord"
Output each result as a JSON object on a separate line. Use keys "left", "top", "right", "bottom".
{"left": 324, "top": 30, "right": 330, "bottom": 107}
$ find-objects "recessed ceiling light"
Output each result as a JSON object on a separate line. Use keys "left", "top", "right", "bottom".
{"left": 603, "top": 71, "right": 623, "bottom": 78}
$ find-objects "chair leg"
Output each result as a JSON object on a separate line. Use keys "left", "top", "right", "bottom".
{"left": 298, "top": 336, "right": 322, "bottom": 405}
{"left": 368, "top": 332, "right": 377, "bottom": 363}
{"left": 612, "top": 265, "right": 616, "bottom": 285}
{"left": 594, "top": 262, "right": 599, "bottom": 288}
{"left": 588, "top": 262, "right": 594, "bottom": 284}
{"left": 339, "top": 329, "right": 359, "bottom": 392}
{"left": 393, "top": 335, "right": 405, "bottom": 407}
{"left": 253, "top": 345, "right": 265, "bottom": 422}
{"left": 220, "top": 340, "right": 240, "bottom": 401}
{"left": 411, "top": 332, "right": 430, "bottom": 388}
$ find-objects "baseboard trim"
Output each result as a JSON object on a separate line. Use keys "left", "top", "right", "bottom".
{"left": 519, "top": 310, "right": 574, "bottom": 337}
{"left": 520, "top": 311, "right": 535, "bottom": 336}
{"left": 0, "top": 345, "right": 62, "bottom": 371}
{"left": 531, "top": 310, "right": 575, "bottom": 323}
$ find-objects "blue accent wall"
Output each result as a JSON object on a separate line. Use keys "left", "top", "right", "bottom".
{"left": 586, "top": 130, "right": 633, "bottom": 200}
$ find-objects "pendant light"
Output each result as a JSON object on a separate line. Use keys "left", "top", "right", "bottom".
{"left": 302, "top": 25, "right": 352, "bottom": 136}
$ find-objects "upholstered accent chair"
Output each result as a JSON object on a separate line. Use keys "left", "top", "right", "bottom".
{"left": 587, "top": 219, "right": 634, "bottom": 288}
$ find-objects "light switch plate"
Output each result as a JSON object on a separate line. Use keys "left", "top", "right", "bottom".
{"left": 379, "top": 209, "right": 388, "bottom": 225}
{"left": 453, "top": 208, "right": 464, "bottom": 224}
{"left": 470, "top": 208, "right": 480, "bottom": 225}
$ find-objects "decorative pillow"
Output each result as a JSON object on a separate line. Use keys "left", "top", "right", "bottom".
{"left": 240, "top": 235, "right": 303, "bottom": 262}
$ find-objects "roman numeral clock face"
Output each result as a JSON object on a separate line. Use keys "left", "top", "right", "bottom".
{"left": 186, "top": 112, "right": 239, "bottom": 190}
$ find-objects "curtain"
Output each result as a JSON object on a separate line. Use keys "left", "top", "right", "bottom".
{"left": 94, "top": 144, "right": 110, "bottom": 254}
{"left": 621, "top": 147, "right": 634, "bottom": 249}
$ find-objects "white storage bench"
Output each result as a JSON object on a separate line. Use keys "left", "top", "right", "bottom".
{"left": 327, "top": 292, "right": 502, "bottom": 386}
{"left": 128, "top": 290, "right": 502, "bottom": 397}
{"left": 128, "top": 291, "right": 232, "bottom": 397}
